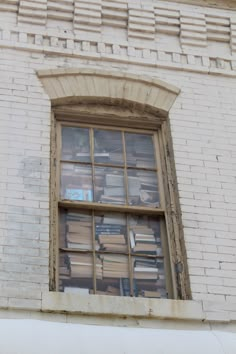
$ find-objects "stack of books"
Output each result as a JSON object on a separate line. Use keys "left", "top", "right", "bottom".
{"left": 66, "top": 221, "right": 92, "bottom": 250}
{"left": 128, "top": 172, "right": 159, "bottom": 207}
{"left": 94, "top": 129, "right": 123, "bottom": 165}
{"left": 98, "top": 234, "right": 127, "bottom": 252}
{"left": 69, "top": 253, "right": 102, "bottom": 280}
{"left": 101, "top": 254, "right": 129, "bottom": 278}
{"left": 96, "top": 221, "right": 127, "bottom": 252}
{"left": 61, "top": 127, "right": 90, "bottom": 161}
{"left": 129, "top": 225, "right": 162, "bottom": 255}
{"left": 133, "top": 257, "right": 159, "bottom": 280}
{"left": 61, "top": 164, "right": 93, "bottom": 201}
{"left": 98, "top": 172, "right": 125, "bottom": 204}
{"left": 133, "top": 257, "right": 167, "bottom": 298}
{"left": 64, "top": 212, "right": 94, "bottom": 250}
{"left": 125, "top": 134, "right": 155, "bottom": 168}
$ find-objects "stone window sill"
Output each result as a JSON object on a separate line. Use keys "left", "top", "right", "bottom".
{"left": 42, "top": 292, "right": 204, "bottom": 321}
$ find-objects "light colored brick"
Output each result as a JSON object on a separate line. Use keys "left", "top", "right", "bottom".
{"left": 0, "top": 0, "right": 235, "bottom": 323}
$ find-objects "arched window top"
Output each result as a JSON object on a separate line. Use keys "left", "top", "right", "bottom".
{"left": 37, "top": 68, "right": 180, "bottom": 118}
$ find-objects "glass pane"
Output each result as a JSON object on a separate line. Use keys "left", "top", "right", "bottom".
{"left": 94, "top": 167, "right": 125, "bottom": 204}
{"left": 96, "top": 254, "right": 130, "bottom": 296}
{"left": 95, "top": 212, "right": 127, "bottom": 253}
{"left": 61, "top": 163, "right": 93, "bottom": 201}
{"left": 127, "top": 170, "right": 159, "bottom": 207}
{"left": 94, "top": 129, "right": 124, "bottom": 165}
{"left": 61, "top": 127, "right": 90, "bottom": 162}
{"left": 132, "top": 257, "right": 167, "bottom": 298}
{"left": 59, "top": 252, "right": 94, "bottom": 295}
{"left": 125, "top": 133, "right": 156, "bottom": 168}
{"left": 128, "top": 215, "right": 162, "bottom": 256}
{"left": 59, "top": 209, "right": 93, "bottom": 251}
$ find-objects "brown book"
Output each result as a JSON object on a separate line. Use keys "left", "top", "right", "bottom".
{"left": 141, "top": 290, "right": 161, "bottom": 298}
{"left": 134, "top": 272, "right": 158, "bottom": 280}
{"left": 134, "top": 243, "right": 157, "bottom": 252}
{"left": 67, "top": 224, "right": 91, "bottom": 234}
{"left": 67, "top": 233, "right": 91, "bottom": 242}
{"left": 101, "top": 254, "right": 125, "bottom": 262}
{"left": 98, "top": 234, "right": 125, "bottom": 240}
{"left": 101, "top": 243, "right": 127, "bottom": 252}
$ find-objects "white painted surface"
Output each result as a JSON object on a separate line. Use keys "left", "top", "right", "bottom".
{"left": 0, "top": 319, "right": 235, "bottom": 354}
{"left": 0, "top": 0, "right": 236, "bottom": 322}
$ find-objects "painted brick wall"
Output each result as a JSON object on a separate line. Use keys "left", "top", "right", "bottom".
{"left": 0, "top": 0, "right": 235, "bottom": 320}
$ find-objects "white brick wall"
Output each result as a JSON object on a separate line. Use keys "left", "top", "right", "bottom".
{"left": 166, "top": 71, "right": 236, "bottom": 304}
{"left": 0, "top": 0, "right": 236, "bottom": 321}
{"left": 0, "top": 50, "right": 50, "bottom": 295}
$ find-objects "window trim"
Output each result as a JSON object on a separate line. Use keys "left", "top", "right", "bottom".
{"left": 40, "top": 68, "right": 189, "bottom": 300}
{"left": 49, "top": 106, "right": 189, "bottom": 300}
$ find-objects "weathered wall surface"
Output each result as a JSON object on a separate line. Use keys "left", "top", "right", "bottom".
{"left": 0, "top": 0, "right": 236, "bottom": 324}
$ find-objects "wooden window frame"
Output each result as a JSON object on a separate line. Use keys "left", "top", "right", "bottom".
{"left": 50, "top": 104, "right": 189, "bottom": 300}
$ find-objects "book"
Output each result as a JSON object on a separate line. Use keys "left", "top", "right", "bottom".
{"left": 102, "top": 216, "right": 126, "bottom": 225}
{"left": 106, "top": 174, "right": 123, "bottom": 187}
{"left": 65, "top": 188, "right": 93, "bottom": 201}
{"left": 120, "top": 278, "right": 138, "bottom": 296}
{"left": 140, "top": 290, "right": 161, "bottom": 298}
{"left": 128, "top": 176, "right": 141, "bottom": 196}
{"left": 134, "top": 272, "right": 158, "bottom": 280}
{"left": 104, "top": 187, "right": 125, "bottom": 197}
{"left": 120, "top": 278, "right": 130, "bottom": 296}
{"left": 135, "top": 267, "right": 159, "bottom": 273}
{"left": 100, "top": 195, "right": 125, "bottom": 204}
{"left": 129, "top": 230, "right": 135, "bottom": 249}
{"left": 140, "top": 191, "right": 160, "bottom": 207}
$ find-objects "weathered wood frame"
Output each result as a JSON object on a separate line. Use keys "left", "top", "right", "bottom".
{"left": 50, "top": 105, "right": 190, "bottom": 300}
{"left": 38, "top": 68, "right": 190, "bottom": 299}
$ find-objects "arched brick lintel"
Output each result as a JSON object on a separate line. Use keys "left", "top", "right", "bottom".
{"left": 37, "top": 68, "right": 180, "bottom": 117}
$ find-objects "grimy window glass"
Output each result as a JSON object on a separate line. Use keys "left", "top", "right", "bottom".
{"left": 57, "top": 123, "right": 170, "bottom": 298}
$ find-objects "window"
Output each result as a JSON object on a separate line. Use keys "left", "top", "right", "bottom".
{"left": 54, "top": 121, "right": 175, "bottom": 299}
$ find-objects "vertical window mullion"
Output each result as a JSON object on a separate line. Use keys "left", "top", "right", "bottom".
{"left": 92, "top": 210, "right": 96, "bottom": 294}
{"left": 90, "top": 129, "right": 97, "bottom": 294}
{"left": 127, "top": 214, "right": 134, "bottom": 297}
{"left": 122, "top": 131, "right": 128, "bottom": 205}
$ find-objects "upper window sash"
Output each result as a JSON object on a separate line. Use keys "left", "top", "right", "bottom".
{"left": 57, "top": 123, "right": 165, "bottom": 213}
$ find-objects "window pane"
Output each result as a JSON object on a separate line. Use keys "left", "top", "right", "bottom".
{"left": 94, "top": 129, "right": 124, "bottom": 165}
{"left": 128, "top": 215, "right": 162, "bottom": 256}
{"left": 96, "top": 254, "right": 129, "bottom": 296}
{"left": 59, "top": 209, "right": 93, "bottom": 251}
{"left": 94, "top": 167, "right": 125, "bottom": 204}
{"left": 127, "top": 170, "right": 159, "bottom": 207}
{"left": 95, "top": 212, "right": 127, "bottom": 253}
{"left": 61, "top": 127, "right": 90, "bottom": 162}
{"left": 59, "top": 252, "right": 95, "bottom": 294}
{"left": 125, "top": 133, "right": 156, "bottom": 168}
{"left": 61, "top": 163, "right": 93, "bottom": 201}
{"left": 132, "top": 257, "right": 167, "bottom": 298}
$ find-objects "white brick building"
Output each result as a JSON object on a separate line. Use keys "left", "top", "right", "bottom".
{"left": 0, "top": 0, "right": 236, "bottom": 352}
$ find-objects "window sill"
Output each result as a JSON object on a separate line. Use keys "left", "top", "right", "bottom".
{"left": 42, "top": 292, "right": 204, "bottom": 321}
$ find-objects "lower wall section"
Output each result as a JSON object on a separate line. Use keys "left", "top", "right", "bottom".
{"left": 0, "top": 318, "right": 235, "bottom": 354}
{"left": 1, "top": 290, "right": 236, "bottom": 324}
